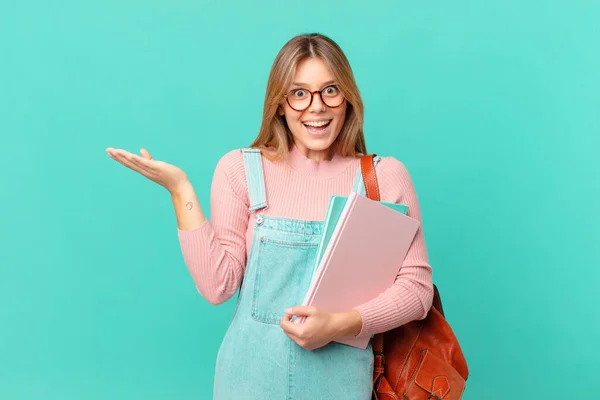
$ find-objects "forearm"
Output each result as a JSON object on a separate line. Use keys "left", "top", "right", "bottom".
{"left": 331, "top": 309, "right": 363, "bottom": 338}
{"left": 170, "top": 181, "right": 207, "bottom": 230}
{"left": 172, "top": 182, "right": 238, "bottom": 304}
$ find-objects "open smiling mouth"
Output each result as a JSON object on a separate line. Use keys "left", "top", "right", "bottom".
{"left": 303, "top": 119, "right": 332, "bottom": 134}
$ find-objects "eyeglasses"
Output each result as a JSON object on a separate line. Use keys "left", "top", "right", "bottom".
{"left": 283, "top": 85, "right": 345, "bottom": 112}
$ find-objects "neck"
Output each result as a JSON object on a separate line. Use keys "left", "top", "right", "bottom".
{"left": 293, "top": 141, "right": 336, "bottom": 163}
{"left": 285, "top": 141, "right": 355, "bottom": 179}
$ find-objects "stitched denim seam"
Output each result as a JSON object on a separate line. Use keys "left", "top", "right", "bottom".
{"left": 256, "top": 223, "right": 324, "bottom": 235}
{"left": 251, "top": 241, "right": 266, "bottom": 323}
{"left": 235, "top": 230, "right": 262, "bottom": 318}
{"left": 260, "top": 238, "right": 319, "bottom": 248}
{"left": 288, "top": 338, "right": 295, "bottom": 400}
{"left": 257, "top": 214, "right": 323, "bottom": 223}
{"left": 248, "top": 201, "right": 267, "bottom": 212}
{"left": 258, "top": 228, "right": 322, "bottom": 235}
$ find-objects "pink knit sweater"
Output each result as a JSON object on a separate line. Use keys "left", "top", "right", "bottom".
{"left": 177, "top": 144, "right": 434, "bottom": 337}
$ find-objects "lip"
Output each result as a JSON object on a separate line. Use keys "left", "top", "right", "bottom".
{"left": 303, "top": 121, "right": 331, "bottom": 136}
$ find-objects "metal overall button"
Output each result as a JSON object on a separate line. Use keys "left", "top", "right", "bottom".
{"left": 256, "top": 214, "right": 264, "bottom": 225}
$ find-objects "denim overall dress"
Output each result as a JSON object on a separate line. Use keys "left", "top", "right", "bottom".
{"left": 213, "top": 148, "right": 381, "bottom": 400}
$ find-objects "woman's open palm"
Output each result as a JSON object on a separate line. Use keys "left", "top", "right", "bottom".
{"left": 106, "top": 147, "right": 189, "bottom": 193}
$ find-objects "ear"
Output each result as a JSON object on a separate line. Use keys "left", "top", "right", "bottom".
{"left": 277, "top": 105, "right": 285, "bottom": 116}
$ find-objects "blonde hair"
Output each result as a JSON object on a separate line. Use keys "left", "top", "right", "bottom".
{"left": 249, "top": 33, "right": 367, "bottom": 161}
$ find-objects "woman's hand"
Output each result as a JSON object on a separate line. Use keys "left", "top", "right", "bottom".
{"left": 279, "top": 306, "right": 364, "bottom": 351}
{"left": 106, "top": 147, "right": 189, "bottom": 193}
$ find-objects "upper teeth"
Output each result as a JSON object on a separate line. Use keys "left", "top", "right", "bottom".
{"left": 304, "top": 120, "right": 330, "bottom": 127}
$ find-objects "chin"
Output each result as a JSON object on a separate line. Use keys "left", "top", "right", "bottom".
{"left": 298, "top": 135, "right": 337, "bottom": 152}
{"left": 307, "top": 138, "right": 334, "bottom": 149}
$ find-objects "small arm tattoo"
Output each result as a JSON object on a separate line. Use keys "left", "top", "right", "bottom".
{"left": 186, "top": 202, "right": 193, "bottom": 210}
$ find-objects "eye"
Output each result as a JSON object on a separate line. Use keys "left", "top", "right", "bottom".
{"left": 292, "top": 89, "right": 308, "bottom": 98}
{"left": 323, "top": 85, "right": 339, "bottom": 96}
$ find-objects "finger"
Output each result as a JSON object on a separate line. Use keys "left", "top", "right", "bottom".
{"left": 110, "top": 151, "right": 150, "bottom": 176}
{"left": 140, "top": 148, "right": 152, "bottom": 160}
{"left": 128, "top": 155, "right": 155, "bottom": 176}
{"left": 284, "top": 330, "right": 304, "bottom": 346}
{"left": 283, "top": 329, "right": 313, "bottom": 350}
{"left": 279, "top": 321, "right": 302, "bottom": 341}
{"left": 116, "top": 150, "right": 155, "bottom": 174}
{"left": 106, "top": 147, "right": 128, "bottom": 156}
{"left": 280, "top": 317, "right": 303, "bottom": 337}
{"left": 106, "top": 148, "right": 119, "bottom": 158}
{"left": 108, "top": 148, "right": 155, "bottom": 174}
{"left": 115, "top": 149, "right": 147, "bottom": 164}
{"left": 285, "top": 306, "right": 316, "bottom": 317}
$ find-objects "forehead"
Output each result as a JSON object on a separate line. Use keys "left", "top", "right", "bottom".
{"left": 292, "top": 58, "right": 335, "bottom": 87}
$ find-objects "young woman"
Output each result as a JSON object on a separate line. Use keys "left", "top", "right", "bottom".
{"left": 106, "top": 33, "right": 433, "bottom": 399}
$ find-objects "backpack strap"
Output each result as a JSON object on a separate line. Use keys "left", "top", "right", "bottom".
{"left": 352, "top": 154, "right": 382, "bottom": 196}
{"left": 361, "top": 154, "right": 381, "bottom": 201}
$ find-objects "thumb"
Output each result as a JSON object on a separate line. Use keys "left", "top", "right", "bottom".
{"left": 140, "top": 148, "right": 152, "bottom": 160}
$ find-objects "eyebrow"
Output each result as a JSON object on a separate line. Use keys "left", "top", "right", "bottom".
{"left": 291, "top": 80, "right": 336, "bottom": 88}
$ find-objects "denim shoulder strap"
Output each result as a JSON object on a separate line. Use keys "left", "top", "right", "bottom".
{"left": 351, "top": 155, "right": 382, "bottom": 196}
{"left": 241, "top": 148, "right": 268, "bottom": 211}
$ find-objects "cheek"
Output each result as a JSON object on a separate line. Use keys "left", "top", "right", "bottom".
{"left": 283, "top": 109, "right": 303, "bottom": 123}
{"left": 333, "top": 106, "right": 347, "bottom": 124}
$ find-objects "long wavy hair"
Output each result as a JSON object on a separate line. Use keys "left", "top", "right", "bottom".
{"left": 249, "top": 33, "right": 367, "bottom": 161}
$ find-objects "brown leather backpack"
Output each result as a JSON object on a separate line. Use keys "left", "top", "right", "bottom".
{"left": 361, "top": 155, "right": 469, "bottom": 400}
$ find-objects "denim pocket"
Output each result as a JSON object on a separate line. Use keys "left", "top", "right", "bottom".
{"left": 251, "top": 237, "right": 318, "bottom": 324}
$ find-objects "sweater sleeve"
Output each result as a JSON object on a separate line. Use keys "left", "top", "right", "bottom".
{"left": 353, "top": 157, "right": 434, "bottom": 336}
{"left": 176, "top": 149, "right": 250, "bottom": 305}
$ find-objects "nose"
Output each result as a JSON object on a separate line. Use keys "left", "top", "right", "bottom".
{"left": 308, "top": 91, "right": 327, "bottom": 113}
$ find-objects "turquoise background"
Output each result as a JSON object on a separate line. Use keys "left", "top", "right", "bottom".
{"left": 1, "top": 0, "right": 598, "bottom": 398}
